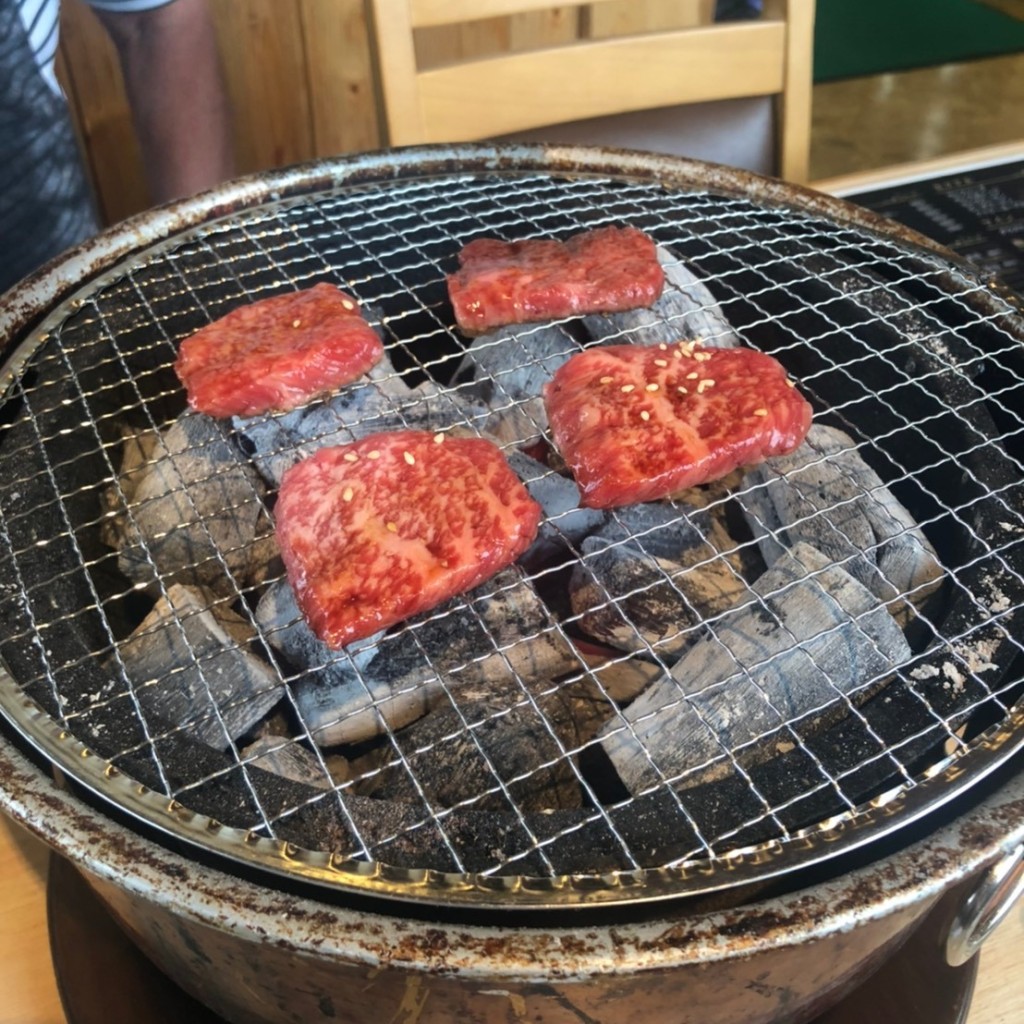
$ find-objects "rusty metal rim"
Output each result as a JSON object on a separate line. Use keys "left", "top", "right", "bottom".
{"left": 2, "top": 143, "right": 1023, "bottom": 911}
{"left": 2, "top": 727, "right": 1024, "bottom": 975}
{"left": 0, "top": 141, "right": 1004, "bottom": 342}
{"left": 2, "top": 683, "right": 1023, "bottom": 909}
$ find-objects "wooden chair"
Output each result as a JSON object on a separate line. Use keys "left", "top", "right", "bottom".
{"left": 369, "top": 0, "right": 815, "bottom": 182}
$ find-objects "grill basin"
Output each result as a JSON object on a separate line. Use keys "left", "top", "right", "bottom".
{"left": 1, "top": 144, "right": 1022, "bottom": 910}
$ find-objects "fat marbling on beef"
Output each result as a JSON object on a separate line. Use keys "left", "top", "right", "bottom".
{"left": 543, "top": 341, "right": 813, "bottom": 508}
{"left": 274, "top": 429, "right": 542, "bottom": 649}
{"left": 174, "top": 283, "right": 383, "bottom": 418}
{"left": 447, "top": 225, "right": 665, "bottom": 335}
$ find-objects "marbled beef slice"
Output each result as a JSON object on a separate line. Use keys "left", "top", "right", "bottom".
{"left": 274, "top": 429, "right": 542, "bottom": 649}
{"left": 175, "top": 282, "right": 383, "bottom": 418}
{"left": 543, "top": 341, "right": 813, "bottom": 508}
{"left": 447, "top": 225, "right": 665, "bottom": 335}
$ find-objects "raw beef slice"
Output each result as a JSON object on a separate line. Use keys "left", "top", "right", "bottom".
{"left": 544, "top": 341, "right": 813, "bottom": 508}
{"left": 275, "top": 430, "right": 542, "bottom": 648}
{"left": 175, "top": 283, "right": 383, "bottom": 418}
{"left": 447, "top": 225, "right": 665, "bottom": 335}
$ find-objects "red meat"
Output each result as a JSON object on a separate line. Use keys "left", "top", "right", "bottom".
{"left": 174, "top": 283, "right": 383, "bottom": 418}
{"left": 543, "top": 342, "right": 813, "bottom": 508}
{"left": 447, "top": 226, "right": 665, "bottom": 335}
{"left": 275, "top": 430, "right": 542, "bottom": 649}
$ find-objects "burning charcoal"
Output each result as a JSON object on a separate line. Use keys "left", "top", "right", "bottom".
{"left": 667, "top": 469, "right": 748, "bottom": 509}
{"left": 506, "top": 449, "right": 604, "bottom": 565}
{"left": 570, "top": 536, "right": 698, "bottom": 660}
{"left": 271, "top": 569, "right": 581, "bottom": 747}
{"left": 583, "top": 247, "right": 742, "bottom": 348}
{"left": 484, "top": 395, "right": 549, "bottom": 448}
{"left": 100, "top": 425, "right": 156, "bottom": 551}
{"left": 740, "top": 424, "right": 944, "bottom": 622}
{"left": 256, "top": 575, "right": 431, "bottom": 746}
{"left": 109, "top": 412, "right": 277, "bottom": 597}
{"left": 356, "top": 694, "right": 583, "bottom": 812}
{"left": 572, "top": 645, "right": 663, "bottom": 704}
{"left": 600, "top": 542, "right": 913, "bottom": 794}
{"left": 233, "top": 356, "right": 487, "bottom": 488}
{"left": 456, "top": 322, "right": 580, "bottom": 393}
{"left": 456, "top": 322, "right": 580, "bottom": 444}
{"left": 595, "top": 495, "right": 756, "bottom": 568}
{"left": 240, "top": 733, "right": 334, "bottom": 789}
{"left": 255, "top": 577, "right": 382, "bottom": 681}
{"left": 233, "top": 353, "right": 405, "bottom": 473}
{"left": 570, "top": 501, "right": 757, "bottom": 659}
{"left": 116, "top": 584, "right": 285, "bottom": 750}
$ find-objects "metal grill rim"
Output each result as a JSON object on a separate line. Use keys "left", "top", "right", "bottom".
{"left": 0, "top": 145, "right": 1022, "bottom": 909}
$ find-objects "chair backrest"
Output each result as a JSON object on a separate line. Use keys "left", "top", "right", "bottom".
{"left": 369, "top": 0, "right": 815, "bottom": 182}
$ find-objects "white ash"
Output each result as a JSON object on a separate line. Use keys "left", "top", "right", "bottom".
{"left": 942, "top": 662, "right": 966, "bottom": 694}
{"left": 740, "top": 423, "right": 944, "bottom": 624}
{"left": 600, "top": 542, "right": 913, "bottom": 795}
{"left": 105, "top": 411, "right": 278, "bottom": 598}
{"left": 115, "top": 583, "right": 285, "bottom": 750}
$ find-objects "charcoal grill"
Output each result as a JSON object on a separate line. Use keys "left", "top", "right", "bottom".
{"left": 1, "top": 144, "right": 1023, "bottom": 919}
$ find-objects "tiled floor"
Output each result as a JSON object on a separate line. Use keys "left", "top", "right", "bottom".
{"left": 809, "top": 51, "right": 1024, "bottom": 181}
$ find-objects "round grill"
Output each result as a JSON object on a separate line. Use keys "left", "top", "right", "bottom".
{"left": 1, "top": 145, "right": 1022, "bottom": 909}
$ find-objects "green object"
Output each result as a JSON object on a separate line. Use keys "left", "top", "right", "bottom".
{"left": 814, "top": 0, "right": 1024, "bottom": 82}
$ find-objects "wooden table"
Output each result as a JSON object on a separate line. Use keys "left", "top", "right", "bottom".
{"left": 810, "top": 138, "right": 1024, "bottom": 197}
{"left": 2, "top": 811, "right": 1022, "bottom": 1024}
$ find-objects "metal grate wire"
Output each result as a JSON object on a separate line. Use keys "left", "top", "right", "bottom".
{"left": 1, "top": 151, "right": 1023, "bottom": 907}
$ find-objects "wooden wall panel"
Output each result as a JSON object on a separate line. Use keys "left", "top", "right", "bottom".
{"left": 58, "top": 0, "right": 378, "bottom": 225}
{"left": 207, "top": 0, "right": 313, "bottom": 174}
{"left": 300, "top": 0, "right": 382, "bottom": 157}
{"left": 57, "top": 0, "right": 148, "bottom": 225}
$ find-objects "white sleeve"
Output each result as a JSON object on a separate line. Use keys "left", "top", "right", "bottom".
{"left": 85, "top": 0, "right": 178, "bottom": 12}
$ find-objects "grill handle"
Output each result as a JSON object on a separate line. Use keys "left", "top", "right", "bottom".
{"left": 945, "top": 843, "right": 1024, "bottom": 967}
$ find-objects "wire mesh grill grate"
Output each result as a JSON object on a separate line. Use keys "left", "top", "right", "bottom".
{"left": 1, "top": 154, "right": 1023, "bottom": 905}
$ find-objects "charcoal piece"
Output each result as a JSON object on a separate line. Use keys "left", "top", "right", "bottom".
{"left": 586, "top": 498, "right": 708, "bottom": 562}
{"left": 569, "top": 536, "right": 698, "bottom": 660}
{"left": 232, "top": 356, "right": 404, "bottom": 485}
{"left": 234, "top": 355, "right": 488, "bottom": 487}
{"left": 107, "top": 412, "right": 278, "bottom": 597}
{"left": 481, "top": 395, "right": 549, "bottom": 448}
{"left": 667, "top": 469, "right": 750, "bottom": 511}
{"left": 99, "top": 426, "right": 154, "bottom": 551}
{"left": 239, "top": 733, "right": 333, "bottom": 789}
{"left": 456, "top": 321, "right": 578, "bottom": 393}
{"left": 359, "top": 694, "right": 583, "bottom": 812}
{"left": 740, "top": 424, "right": 944, "bottom": 622}
{"left": 573, "top": 647, "right": 664, "bottom": 704}
{"left": 455, "top": 322, "right": 580, "bottom": 444}
{"left": 583, "top": 246, "right": 742, "bottom": 348}
{"left": 506, "top": 449, "right": 604, "bottom": 565}
{"left": 255, "top": 577, "right": 383, "bottom": 680}
{"left": 115, "top": 584, "right": 285, "bottom": 750}
{"left": 570, "top": 500, "right": 756, "bottom": 659}
{"left": 595, "top": 481, "right": 756, "bottom": 564}
{"left": 275, "top": 569, "right": 581, "bottom": 747}
{"left": 600, "top": 542, "right": 912, "bottom": 794}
